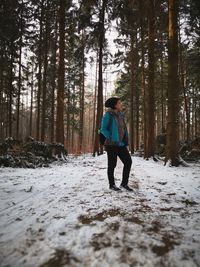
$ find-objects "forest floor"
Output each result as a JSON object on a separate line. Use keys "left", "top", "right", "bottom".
{"left": 0, "top": 152, "right": 200, "bottom": 267}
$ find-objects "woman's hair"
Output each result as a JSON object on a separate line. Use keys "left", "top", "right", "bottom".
{"left": 105, "top": 97, "right": 120, "bottom": 109}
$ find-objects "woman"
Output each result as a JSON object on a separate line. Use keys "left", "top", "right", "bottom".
{"left": 100, "top": 97, "right": 133, "bottom": 191}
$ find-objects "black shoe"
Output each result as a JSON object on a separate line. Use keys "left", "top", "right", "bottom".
{"left": 109, "top": 185, "right": 121, "bottom": 191}
{"left": 120, "top": 184, "right": 134, "bottom": 191}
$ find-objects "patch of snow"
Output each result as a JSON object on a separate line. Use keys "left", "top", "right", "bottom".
{"left": 0, "top": 152, "right": 200, "bottom": 267}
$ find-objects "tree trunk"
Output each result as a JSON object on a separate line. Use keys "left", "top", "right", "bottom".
{"left": 160, "top": 33, "right": 165, "bottom": 133}
{"left": 139, "top": 0, "right": 147, "bottom": 158}
{"left": 36, "top": 2, "right": 44, "bottom": 141}
{"left": 92, "top": 49, "right": 98, "bottom": 148}
{"left": 56, "top": 0, "right": 65, "bottom": 145}
{"left": 79, "top": 31, "right": 85, "bottom": 153}
{"left": 8, "top": 44, "right": 14, "bottom": 137}
{"left": 135, "top": 34, "right": 139, "bottom": 150}
{"left": 16, "top": 3, "right": 24, "bottom": 140}
{"left": 41, "top": 0, "right": 49, "bottom": 142}
{"left": 93, "top": 0, "right": 107, "bottom": 156}
{"left": 130, "top": 34, "right": 135, "bottom": 154}
{"left": 0, "top": 49, "right": 4, "bottom": 139}
{"left": 50, "top": 12, "right": 58, "bottom": 143}
{"left": 165, "top": 0, "right": 180, "bottom": 166}
{"left": 146, "top": 0, "right": 155, "bottom": 158}
{"left": 66, "top": 87, "right": 70, "bottom": 151}
{"left": 29, "top": 64, "right": 34, "bottom": 136}
{"left": 16, "top": 40, "right": 22, "bottom": 140}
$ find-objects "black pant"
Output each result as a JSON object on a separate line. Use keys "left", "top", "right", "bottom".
{"left": 106, "top": 145, "right": 132, "bottom": 187}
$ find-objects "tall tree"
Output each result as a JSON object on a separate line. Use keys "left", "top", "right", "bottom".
{"left": 16, "top": 2, "right": 23, "bottom": 140}
{"left": 50, "top": 11, "right": 58, "bottom": 143}
{"left": 146, "top": 0, "right": 155, "bottom": 159}
{"left": 41, "top": 0, "right": 50, "bottom": 141}
{"left": 93, "top": 0, "right": 107, "bottom": 156}
{"left": 139, "top": 0, "right": 147, "bottom": 158}
{"left": 36, "top": 1, "right": 44, "bottom": 141}
{"left": 56, "top": 0, "right": 65, "bottom": 145}
{"left": 165, "top": 0, "right": 180, "bottom": 166}
{"left": 79, "top": 29, "right": 86, "bottom": 153}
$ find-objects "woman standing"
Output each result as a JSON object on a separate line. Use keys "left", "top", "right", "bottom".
{"left": 100, "top": 97, "right": 133, "bottom": 191}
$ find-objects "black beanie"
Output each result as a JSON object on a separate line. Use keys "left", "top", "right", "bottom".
{"left": 105, "top": 97, "right": 120, "bottom": 109}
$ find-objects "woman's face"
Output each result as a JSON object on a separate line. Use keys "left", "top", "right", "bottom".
{"left": 115, "top": 100, "right": 123, "bottom": 111}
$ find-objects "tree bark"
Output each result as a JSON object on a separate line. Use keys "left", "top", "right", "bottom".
{"left": 139, "top": 0, "right": 147, "bottom": 158}
{"left": 8, "top": 44, "right": 14, "bottom": 137}
{"left": 165, "top": 0, "right": 180, "bottom": 166}
{"left": 29, "top": 64, "right": 34, "bottom": 136}
{"left": 16, "top": 39, "right": 22, "bottom": 139}
{"left": 79, "top": 30, "right": 85, "bottom": 153}
{"left": 146, "top": 0, "right": 155, "bottom": 158}
{"left": 56, "top": 0, "right": 65, "bottom": 145}
{"left": 93, "top": 0, "right": 107, "bottom": 156}
{"left": 41, "top": 0, "right": 49, "bottom": 142}
{"left": 50, "top": 12, "right": 58, "bottom": 143}
{"left": 130, "top": 34, "right": 135, "bottom": 154}
{"left": 92, "top": 49, "right": 98, "bottom": 148}
{"left": 36, "top": 1, "right": 44, "bottom": 141}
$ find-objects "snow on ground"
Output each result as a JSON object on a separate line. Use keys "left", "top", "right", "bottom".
{"left": 0, "top": 152, "right": 200, "bottom": 267}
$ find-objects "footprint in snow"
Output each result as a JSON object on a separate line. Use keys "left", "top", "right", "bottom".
{"left": 157, "top": 181, "right": 167, "bottom": 185}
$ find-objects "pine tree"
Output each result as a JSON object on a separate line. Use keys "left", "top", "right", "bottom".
{"left": 56, "top": 0, "right": 66, "bottom": 145}
{"left": 165, "top": 0, "right": 180, "bottom": 166}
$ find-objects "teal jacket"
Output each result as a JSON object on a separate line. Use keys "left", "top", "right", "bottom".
{"left": 100, "top": 111, "right": 129, "bottom": 146}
